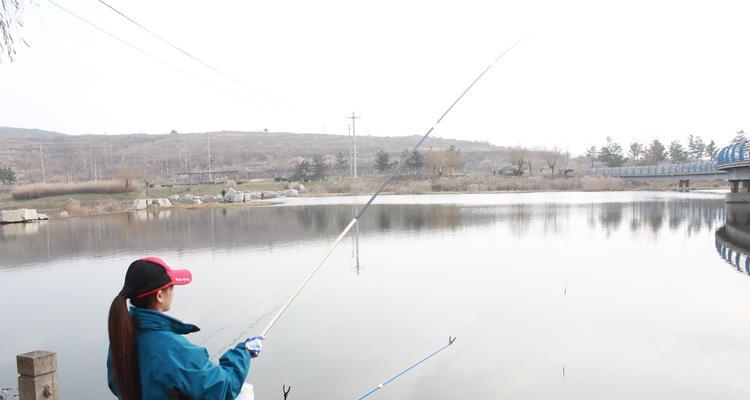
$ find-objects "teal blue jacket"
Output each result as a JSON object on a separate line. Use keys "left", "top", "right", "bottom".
{"left": 107, "top": 307, "right": 251, "bottom": 399}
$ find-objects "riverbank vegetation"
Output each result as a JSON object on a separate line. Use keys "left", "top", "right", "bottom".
{"left": 11, "top": 180, "right": 134, "bottom": 200}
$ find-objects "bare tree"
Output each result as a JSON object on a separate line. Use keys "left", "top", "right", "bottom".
{"left": 542, "top": 147, "right": 561, "bottom": 176}
{"left": 1, "top": 0, "right": 32, "bottom": 62}
{"left": 509, "top": 146, "right": 527, "bottom": 176}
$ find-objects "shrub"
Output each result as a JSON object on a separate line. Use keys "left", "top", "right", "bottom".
{"left": 12, "top": 180, "right": 134, "bottom": 200}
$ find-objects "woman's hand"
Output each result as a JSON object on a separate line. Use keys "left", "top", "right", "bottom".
{"left": 244, "top": 336, "right": 264, "bottom": 358}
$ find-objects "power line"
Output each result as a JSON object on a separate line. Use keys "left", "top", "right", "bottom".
{"left": 95, "top": 0, "right": 279, "bottom": 103}
{"left": 46, "top": 0, "right": 248, "bottom": 101}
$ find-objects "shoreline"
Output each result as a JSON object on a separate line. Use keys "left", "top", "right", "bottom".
{"left": 1, "top": 186, "right": 729, "bottom": 222}
{"left": 0, "top": 176, "right": 730, "bottom": 220}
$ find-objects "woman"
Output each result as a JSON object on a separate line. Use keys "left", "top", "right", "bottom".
{"left": 107, "top": 257, "right": 263, "bottom": 399}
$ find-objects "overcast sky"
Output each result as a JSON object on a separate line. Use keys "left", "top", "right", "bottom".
{"left": 2, "top": 0, "right": 750, "bottom": 154}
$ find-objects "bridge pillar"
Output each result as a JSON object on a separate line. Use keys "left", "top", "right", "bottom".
{"left": 727, "top": 180, "right": 750, "bottom": 202}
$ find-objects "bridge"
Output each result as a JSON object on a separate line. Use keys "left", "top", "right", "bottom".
{"left": 588, "top": 140, "right": 750, "bottom": 202}
{"left": 715, "top": 203, "right": 750, "bottom": 277}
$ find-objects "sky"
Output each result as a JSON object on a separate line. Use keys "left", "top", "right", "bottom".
{"left": 2, "top": 0, "right": 750, "bottom": 155}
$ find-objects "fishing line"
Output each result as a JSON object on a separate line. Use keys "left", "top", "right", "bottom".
{"left": 46, "top": 0, "right": 249, "bottom": 102}
{"left": 94, "top": 0, "right": 281, "bottom": 105}
{"left": 260, "top": 35, "right": 531, "bottom": 338}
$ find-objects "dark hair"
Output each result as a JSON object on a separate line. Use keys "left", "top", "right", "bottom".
{"left": 107, "top": 287, "right": 161, "bottom": 400}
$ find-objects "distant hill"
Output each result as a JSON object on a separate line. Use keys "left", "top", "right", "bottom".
{"left": 0, "top": 127, "right": 67, "bottom": 140}
{"left": 0, "top": 127, "right": 513, "bottom": 183}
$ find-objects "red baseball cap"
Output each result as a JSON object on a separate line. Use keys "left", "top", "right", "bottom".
{"left": 124, "top": 257, "right": 192, "bottom": 299}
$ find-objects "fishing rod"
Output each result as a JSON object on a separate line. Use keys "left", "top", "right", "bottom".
{"left": 354, "top": 337, "right": 457, "bottom": 400}
{"left": 260, "top": 35, "right": 530, "bottom": 338}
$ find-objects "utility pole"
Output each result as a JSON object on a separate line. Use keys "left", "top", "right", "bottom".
{"left": 347, "top": 124, "right": 353, "bottom": 176}
{"left": 347, "top": 112, "right": 361, "bottom": 177}
{"left": 207, "top": 133, "right": 212, "bottom": 183}
{"left": 39, "top": 144, "right": 45, "bottom": 183}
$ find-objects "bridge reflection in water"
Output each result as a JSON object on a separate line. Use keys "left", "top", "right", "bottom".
{"left": 715, "top": 203, "right": 750, "bottom": 276}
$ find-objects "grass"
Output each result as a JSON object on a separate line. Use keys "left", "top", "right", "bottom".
{"left": 12, "top": 180, "right": 134, "bottom": 200}
{"left": 0, "top": 176, "right": 728, "bottom": 218}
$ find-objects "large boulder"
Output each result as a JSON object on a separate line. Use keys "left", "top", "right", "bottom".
{"left": 0, "top": 209, "right": 39, "bottom": 223}
{"left": 183, "top": 194, "right": 194, "bottom": 201}
{"left": 168, "top": 195, "right": 180, "bottom": 201}
{"left": 132, "top": 199, "right": 148, "bottom": 210}
{"left": 154, "top": 198, "right": 172, "bottom": 208}
{"left": 225, "top": 193, "right": 244, "bottom": 203}
{"left": 284, "top": 189, "right": 299, "bottom": 197}
{"left": 37, "top": 213, "right": 49, "bottom": 220}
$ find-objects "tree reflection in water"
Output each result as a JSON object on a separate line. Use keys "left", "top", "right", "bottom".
{"left": 0, "top": 197, "right": 726, "bottom": 270}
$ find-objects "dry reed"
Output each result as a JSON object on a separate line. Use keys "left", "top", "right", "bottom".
{"left": 12, "top": 180, "right": 134, "bottom": 200}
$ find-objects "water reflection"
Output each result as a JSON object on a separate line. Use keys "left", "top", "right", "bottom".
{"left": 0, "top": 197, "right": 726, "bottom": 270}
{"left": 715, "top": 203, "right": 750, "bottom": 276}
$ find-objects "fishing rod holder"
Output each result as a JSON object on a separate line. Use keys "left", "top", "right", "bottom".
{"left": 282, "top": 384, "right": 291, "bottom": 399}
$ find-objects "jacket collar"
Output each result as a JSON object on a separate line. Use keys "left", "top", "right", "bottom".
{"left": 130, "top": 306, "right": 200, "bottom": 335}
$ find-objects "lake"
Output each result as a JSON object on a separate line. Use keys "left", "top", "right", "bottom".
{"left": 1, "top": 192, "right": 749, "bottom": 399}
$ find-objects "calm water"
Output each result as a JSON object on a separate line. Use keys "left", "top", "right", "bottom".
{"left": 1, "top": 192, "right": 749, "bottom": 399}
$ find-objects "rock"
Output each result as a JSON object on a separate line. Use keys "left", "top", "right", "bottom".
{"left": 227, "top": 187, "right": 237, "bottom": 194}
{"left": 193, "top": 198, "right": 203, "bottom": 205}
{"left": 168, "top": 195, "right": 180, "bottom": 201}
{"left": 58, "top": 211, "right": 69, "bottom": 217}
{"left": 284, "top": 189, "right": 299, "bottom": 197}
{"left": 132, "top": 199, "right": 149, "bottom": 210}
{"left": 1, "top": 209, "right": 39, "bottom": 223}
{"left": 243, "top": 193, "right": 256, "bottom": 202}
{"left": 37, "top": 213, "right": 49, "bottom": 220}
{"left": 225, "top": 193, "right": 244, "bottom": 203}
{"left": 154, "top": 198, "right": 172, "bottom": 208}
{"left": 184, "top": 194, "right": 194, "bottom": 201}
{"left": 1, "top": 209, "right": 26, "bottom": 223}
{"left": 297, "top": 184, "right": 306, "bottom": 193}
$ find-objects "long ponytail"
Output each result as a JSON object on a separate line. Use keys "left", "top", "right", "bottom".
{"left": 108, "top": 287, "right": 141, "bottom": 400}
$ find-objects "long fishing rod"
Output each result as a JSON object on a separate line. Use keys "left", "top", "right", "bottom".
{"left": 354, "top": 337, "right": 457, "bottom": 400}
{"left": 260, "top": 35, "right": 530, "bottom": 338}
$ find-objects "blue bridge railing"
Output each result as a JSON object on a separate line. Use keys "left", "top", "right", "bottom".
{"left": 588, "top": 161, "right": 721, "bottom": 177}
{"left": 716, "top": 140, "right": 750, "bottom": 167}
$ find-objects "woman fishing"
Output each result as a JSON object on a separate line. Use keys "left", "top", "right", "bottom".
{"left": 107, "top": 257, "right": 263, "bottom": 399}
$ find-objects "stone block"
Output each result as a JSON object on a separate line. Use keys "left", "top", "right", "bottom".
{"left": 37, "top": 214, "right": 49, "bottom": 220}
{"left": 18, "top": 373, "right": 58, "bottom": 400}
{"left": 21, "top": 209, "right": 39, "bottom": 221}
{"left": 154, "top": 198, "right": 172, "bottom": 208}
{"left": 132, "top": 199, "right": 148, "bottom": 210}
{"left": 0, "top": 209, "right": 39, "bottom": 223}
{"left": 17, "top": 351, "right": 56, "bottom": 377}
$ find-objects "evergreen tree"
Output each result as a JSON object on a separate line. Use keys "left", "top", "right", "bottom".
{"left": 293, "top": 161, "right": 315, "bottom": 181}
{"left": 645, "top": 139, "right": 667, "bottom": 164}
{"left": 403, "top": 150, "right": 424, "bottom": 172}
{"left": 0, "top": 167, "right": 16, "bottom": 187}
{"left": 312, "top": 155, "right": 328, "bottom": 180}
{"left": 597, "top": 137, "right": 627, "bottom": 167}
{"left": 687, "top": 134, "right": 705, "bottom": 161}
{"left": 375, "top": 150, "right": 392, "bottom": 173}
{"left": 668, "top": 140, "right": 689, "bottom": 163}
{"left": 705, "top": 140, "right": 718, "bottom": 160}
{"left": 335, "top": 152, "right": 349, "bottom": 176}
{"left": 585, "top": 146, "right": 598, "bottom": 167}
